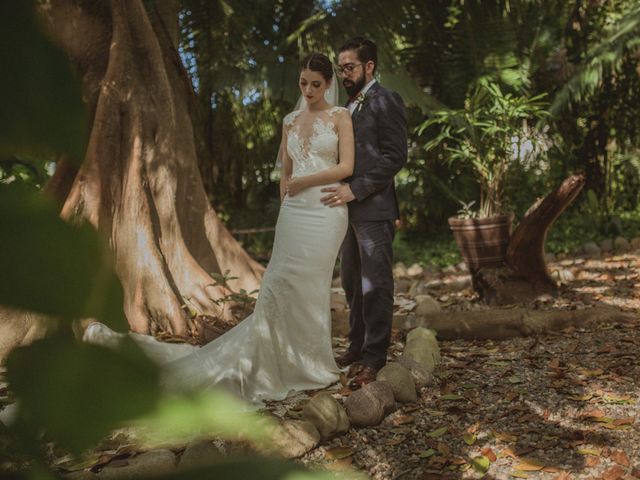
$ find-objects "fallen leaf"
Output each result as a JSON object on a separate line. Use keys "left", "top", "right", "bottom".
{"left": 581, "top": 408, "right": 606, "bottom": 419}
{"left": 487, "top": 360, "right": 510, "bottom": 367}
{"left": 613, "top": 416, "right": 635, "bottom": 425}
{"left": 576, "top": 447, "right": 602, "bottom": 456}
{"left": 324, "top": 447, "right": 355, "bottom": 460}
{"left": 426, "top": 410, "right": 447, "bottom": 417}
{"left": 602, "top": 465, "right": 625, "bottom": 480}
{"left": 419, "top": 448, "right": 436, "bottom": 459}
{"left": 585, "top": 456, "right": 600, "bottom": 467}
{"left": 610, "top": 450, "right": 630, "bottom": 467}
{"left": 467, "top": 423, "right": 480, "bottom": 434}
{"left": 426, "top": 426, "right": 448, "bottom": 438}
{"left": 504, "top": 391, "right": 519, "bottom": 402}
{"left": 511, "top": 471, "right": 530, "bottom": 479}
{"left": 470, "top": 455, "right": 490, "bottom": 474}
{"left": 393, "top": 415, "right": 415, "bottom": 425}
{"left": 462, "top": 432, "right": 476, "bottom": 445}
{"left": 440, "top": 394, "right": 463, "bottom": 401}
{"left": 502, "top": 447, "right": 518, "bottom": 458}
{"left": 493, "top": 431, "right": 518, "bottom": 442}
{"left": 436, "top": 442, "right": 450, "bottom": 456}
{"left": 542, "top": 466, "right": 562, "bottom": 473}
{"left": 591, "top": 416, "right": 615, "bottom": 423}
{"left": 602, "top": 393, "right": 634, "bottom": 404}
{"left": 567, "top": 393, "right": 593, "bottom": 401}
{"left": 385, "top": 437, "right": 404, "bottom": 446}
{"left": 513, "top": 459, "right": 545, "bottom": 471}
{"left": 481, "top": 447, "right": 497, "bottom": 462}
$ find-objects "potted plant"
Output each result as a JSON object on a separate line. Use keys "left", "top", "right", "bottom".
{"left": 419, "top": 79, "right": 548, "bottom": 269}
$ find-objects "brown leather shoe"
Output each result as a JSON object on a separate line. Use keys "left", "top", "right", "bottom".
{"left": 348, "top": 365, "right": 378, "bottom": 389}
{"left": 335, "top": 350, "right": 362, "bottom": 369}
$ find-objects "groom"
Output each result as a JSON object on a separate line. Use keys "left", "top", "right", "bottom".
{"left": 321, "top": 37, "right": 407, "bottom": 387}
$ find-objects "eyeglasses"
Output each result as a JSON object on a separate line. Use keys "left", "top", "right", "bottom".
{"left": 335, "top": 63, "right": 365, "bottom": 76}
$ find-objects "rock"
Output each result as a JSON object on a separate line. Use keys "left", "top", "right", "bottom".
{"left": 403, "top": 327, "right": 440, "bottom": 372}
{"left": 395, "top": 278, "right": 412, "bottom": 294}
{"left": 600, "top": 239, "right": 613, "bottom": 253}
{"left": 631, "top": 237, "right": 640, "bottom": 251}
{"left": 98, "top": 450, "right": 176, "bottom": 479}
{"left": 397, "top": 355, "right": 433, "bottom": 389}
{"left": 441, "top": 265, "right": 457, "bottom": 275}
{"left": 301, "top": 392, "right": 349, "bottom": 439}
{"left": 376, "top": 363, "right": 417, "bottom": 403}
{"left": 582, "top": 242, "right": 601, "bottom": 257}
{"left": 271, "top": 420, "right": 320, "bottom": 459}
{"left": 393, "top": 313, "right": 417, "bottom": 331}
{"left": 408, "top": 280, "right": 429, "bottom": 298}
{"left": 364, "top": 381, "right": 395, "bottom": 415}
{"left": 331, "top": 276, "right": 342, "bottom": 288}
{"left": 448, "top": 276, "right": 472, "bottom": 292}
{"left": 413, "top": 295, "right": 440, "bottom": 317}
{"left": 179, "top": 440, "right": 224, "bottom": 470}
{"left": 456, "top": 262, "right": 468, "bottom": 272}
{"left": 614, "top": 236, "right": 630, "bottom": 252}
{"left": 393, "top": 262, "right": 408, "bottom": 278}
{"left": 331, "top": 310, "right": 350, "bottom": 337}
{"left": 344, "top": 388, "right": 385, "bottom": 427}
{"left": 544, "top": 252, "right": 556, "bottom": 263}
{"left": 407, "top": 263, "right": 424, "bottom": 277}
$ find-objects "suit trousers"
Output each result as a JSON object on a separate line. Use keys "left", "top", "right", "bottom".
{"left": 340, "top": 220, "right": 395, "bottom": 370}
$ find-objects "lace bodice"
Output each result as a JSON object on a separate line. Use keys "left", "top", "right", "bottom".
{"left": 284, "top": 106, "right": 347, "bottom": 177}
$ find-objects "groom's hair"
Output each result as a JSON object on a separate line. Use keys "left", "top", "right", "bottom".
{"left": 339, "top": 37, "right": 378, "bottom": 73}
{"left": 300, "top": 53, "right": 334, "bottom": 81}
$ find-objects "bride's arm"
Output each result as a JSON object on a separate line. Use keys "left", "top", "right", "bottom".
{"left": 287, "top": 110, "right": 354, "bottom": 196}
{"left": 279, "top": 123, "right": 293, "bottom": 202}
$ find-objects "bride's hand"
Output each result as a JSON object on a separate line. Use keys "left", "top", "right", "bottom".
{"left": 286, "top": 177, "right": 307, "bottom": 197}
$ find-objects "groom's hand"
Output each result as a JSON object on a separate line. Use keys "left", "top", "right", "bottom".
{"left": 320, "top": 184, "right": 355, "bottom": 207}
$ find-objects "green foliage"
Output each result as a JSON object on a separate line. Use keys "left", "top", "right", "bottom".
{"left": 6, "top": 332, "right": 160, "bottom": 455}
{"left": 134, "top": 391, "right": 272, "bottom": 449}
{"left": 0, "top": 184, "right": 126, "bottom": 330}
{"left": 393, "top": 232, "right": 461, "bottom": 269}
{"left": 419, "top": 79, "right": 548, "bottom": 217}
{"left": 0, "top": 1, "right": 86, "bottom": 163}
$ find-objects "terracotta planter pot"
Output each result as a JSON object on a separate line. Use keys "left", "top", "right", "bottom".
{"left": 448, "top": 213, "right": 515, "bottom": 269}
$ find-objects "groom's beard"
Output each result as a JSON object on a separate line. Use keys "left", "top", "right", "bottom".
{"left": 343, "top": 73, "right": 366, "bottom": 98}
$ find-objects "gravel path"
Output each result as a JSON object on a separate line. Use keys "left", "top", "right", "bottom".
{"left": 296, "top": 253, "right": 640, "bottom": 479}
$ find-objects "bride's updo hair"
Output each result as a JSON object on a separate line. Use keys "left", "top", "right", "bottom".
{"left": 300, "top": 53, "right": 333, "bottom": 82}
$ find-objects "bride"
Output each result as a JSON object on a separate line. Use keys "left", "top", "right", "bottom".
{"left": 85, "top": 53, "right": 355, "bottom": 404}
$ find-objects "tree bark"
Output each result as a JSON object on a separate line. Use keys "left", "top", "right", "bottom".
{"left": 43, "top": 0, "right": 263, "bottom": 337}
{"left": 470, "top": 174, "right": 585, "bottom": 305}
{"left": 405, "top": 305, "right": 635, "bottom": 340}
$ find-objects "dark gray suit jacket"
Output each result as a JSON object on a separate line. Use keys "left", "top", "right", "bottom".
{"left": 347, "top": 82, "right": 407, "bottom": 222}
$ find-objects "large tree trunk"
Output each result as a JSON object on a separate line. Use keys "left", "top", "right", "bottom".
{"left": 43, "top": 0, "right": 263, "bottom": 337}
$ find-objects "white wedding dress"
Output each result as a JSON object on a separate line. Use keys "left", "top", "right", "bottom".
{"left": 85, "top": 106, "right": 349, "bottom": 404}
